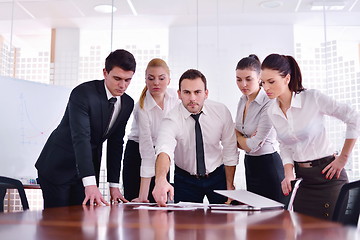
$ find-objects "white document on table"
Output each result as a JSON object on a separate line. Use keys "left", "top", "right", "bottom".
{"left": 133, "top": 202, "right": 208, "bottom": 211}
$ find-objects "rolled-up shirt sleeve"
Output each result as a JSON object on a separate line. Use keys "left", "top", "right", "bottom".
{"left": 221, "top": 107, "right": 239, "bottom": 166}
{"left": 278, "top": 142, "right": 294, "bottom": 165}
{"left": 245, "top": 103, "right": 273, "bottom": 153}
{"left": 317, "top": 90, "right": 360, "bottom": 139}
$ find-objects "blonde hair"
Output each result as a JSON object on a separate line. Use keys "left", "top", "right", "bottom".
{"left": 139, "top": 58, "right": 170, "bottom": 109}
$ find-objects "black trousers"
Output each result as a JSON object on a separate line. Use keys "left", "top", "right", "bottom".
{"left": 174, "top": 165, "right": 227, "bottom": 204}
{"left": 244, "top": 152, "right": 287, "bottom": 204}
{"left": 122, "top": 140, "right": 156, "bottom": 202}
{"left": 38, "top": 174, "right": 85, "bottom": 208}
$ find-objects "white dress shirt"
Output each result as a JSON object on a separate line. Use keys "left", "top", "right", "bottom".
{"left": 235, "top": 88, "right": 278, "bottom": 156}
{"left": 155, "top": 99, "right": 239, "bottom": 175}
{"left": 267, "top": 89, "right": 360, "bottom": 165}
{"left": 127, "top": 89, "right": 178, "bottom": 144}
{"left": 82, "top": 83, "right": 121, "bottom": 187}
{"left": 139, "top": 88, "right": 179, "bottom": 177}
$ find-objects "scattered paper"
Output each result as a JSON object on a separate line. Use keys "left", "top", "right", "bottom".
{"left": 134, "top": 205, "right": 199, "bottom": 211}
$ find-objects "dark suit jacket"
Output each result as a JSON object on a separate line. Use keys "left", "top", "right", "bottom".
{"left": 35, "top": 80, "right": 134, "bottom": 185}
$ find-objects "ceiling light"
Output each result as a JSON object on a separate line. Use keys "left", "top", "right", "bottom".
{"left": 94, "top": 4, "right": 117, "bottom": 14}
{"left": 311, "top": 1, "right": 345, "bottom": 11}
{"left": 126, "top": 0, "right": 138, "bottom": 16}
{"left": 260, "top": 1, "right": 283, "bottom": 9}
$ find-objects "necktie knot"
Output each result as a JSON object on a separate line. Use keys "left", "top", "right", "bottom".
{"left": 191, "top": 112, "right": 202, "bottom": 121}
{"left": 109, "top": 97, "right": 117, "bottom": 105}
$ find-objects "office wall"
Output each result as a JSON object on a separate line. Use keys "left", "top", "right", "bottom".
{"left": 0, "top": 76, "right": 70, "bottom": 180}
{"left": 169, "top": 24, "right": 295, "bottom": 115}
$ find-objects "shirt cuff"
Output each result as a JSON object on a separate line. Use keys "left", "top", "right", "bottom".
{"left": 140, "top": 166, "right": 155, "bottom": 178}
{"left": 155, "top": 148, "right": 174, "bottom": 163}
{"left": 109, "top": 182, "right": 120, "bottom": 188}
{"left": 223, "top": 158, "right": 239, "bottom": 166}
{"left": 345, "top": 128, "right": 359, "bottom": 139}
{"left": 82, "top": 176, "right": 96, "bottom": 187}
{"left": 82, "top": 176, "right": 119, "bottom": 188}
{"left": 246, "top": 138, "right": 262, "bottom": 153}
{"left": 282, "top": 157, "right": 294, "bottom": 165}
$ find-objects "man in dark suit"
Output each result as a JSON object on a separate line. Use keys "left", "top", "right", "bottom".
{"left": 35, "top": 49, "right": 136, "bottom": 208}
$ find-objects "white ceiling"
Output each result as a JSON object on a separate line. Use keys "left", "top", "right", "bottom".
{"left": 0, "top": 0, "right": 360, "bottom": 34}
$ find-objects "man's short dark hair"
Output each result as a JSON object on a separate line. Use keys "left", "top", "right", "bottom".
{"left": 105, "top": 49, "right": 136, "bottom": 73}
{"left": 179, "top": 69, "right": 207, "bottom": 90}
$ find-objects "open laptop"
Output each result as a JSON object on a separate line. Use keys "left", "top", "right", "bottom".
{"left": 211, "top": 189, "right": 285, "bottom": 211}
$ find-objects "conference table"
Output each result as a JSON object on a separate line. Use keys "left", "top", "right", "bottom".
{"left": 0, "top": 204, "right": 358, "bottom": 240}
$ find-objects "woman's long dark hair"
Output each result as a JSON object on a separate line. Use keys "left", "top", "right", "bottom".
{"left": 236, "top": 54, "right": 261, "bottom": 75}
{"left": 261, "top": 54, "right": 305, "bottom": 93}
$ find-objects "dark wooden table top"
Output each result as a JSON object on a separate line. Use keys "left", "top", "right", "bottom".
{"left": 22, "top": 184, "right": 41, "bottom": 189}
{"left": 0, "top": 204, "right": 358, "bottom": 240}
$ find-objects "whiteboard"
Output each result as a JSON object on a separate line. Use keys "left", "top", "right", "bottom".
{"left": 0, "top": 76, "right": 71, "bottom": 180}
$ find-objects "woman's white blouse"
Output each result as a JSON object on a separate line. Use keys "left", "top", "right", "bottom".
{"left": 139, "top": 88, "right": 179, "bottom": 177}
{"left": 267, "top": 89, "right": 360, "bottom": 165}
{"left": 235, "top": 88, "right": 278, "bottom": 156}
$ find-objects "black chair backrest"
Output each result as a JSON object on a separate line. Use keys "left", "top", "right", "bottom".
{"left": 332, "top": 180, "right": 360, "bottom": 227}
{"left": 284, "top": 178, "right": 303, "bottom": 211}
{"left": 0, "top": 176, "right": 30, "bottom": 212}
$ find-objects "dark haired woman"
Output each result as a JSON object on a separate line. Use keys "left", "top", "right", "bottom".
{"left": 235, "top": 54, "right": 285, "bottom": 203}
{"left": 261, "top": 53, "right": 359, "bottom": 219}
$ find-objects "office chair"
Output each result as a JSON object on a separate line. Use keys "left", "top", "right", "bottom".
{"left": 0, "top": 176, "right": 30, "bottom": 212}
{"left": 332, "top": 180, "right": 360, "bottom": 227}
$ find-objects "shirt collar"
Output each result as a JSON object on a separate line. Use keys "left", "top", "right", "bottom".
{"left": 254, "top": 88, "right": 269, "bottom": 105}
{"left": 143, "top": 89, "right": 170, "bottom": 111}
{"left": 104, "top": 82, "right": 120, "bottom": 102}
{"left": 273, "top": 91, "right": 302, "bottom": 116}
{"left": 180, "top": 99, "right": 208, "bottom": 119}
{"left": 291, "top": 92, "right": 302, "bottom": 108}
{"left": 240, "top": 88, "right": 268, "bottom": 106}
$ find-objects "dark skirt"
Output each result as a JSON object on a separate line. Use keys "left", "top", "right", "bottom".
{"left": 244, "top": 152, "right": 286, "bottom": 203}
{"left": 122, "top": 139, "right": 156, "bottom": 202}
{"left": 293, "top": 157, "right": 348, "bottom": 220}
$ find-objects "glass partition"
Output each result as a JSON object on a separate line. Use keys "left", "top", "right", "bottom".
{"left": 1, "top": 0, "right": 359, "bottom": 192}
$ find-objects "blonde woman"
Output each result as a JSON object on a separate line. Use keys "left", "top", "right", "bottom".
{"left": 123, "top": 58, "right": 178, "bottom": 202}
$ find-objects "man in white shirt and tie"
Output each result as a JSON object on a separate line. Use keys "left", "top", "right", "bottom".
{"left": 152, "top": 69, "right": 239, "bottom": 206}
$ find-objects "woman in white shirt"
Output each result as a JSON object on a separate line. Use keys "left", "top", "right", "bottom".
{"left": 235, "top": 54, "right": 285, "bottom": 203}
{"left": 261, "top": 53, "right": 360, "bottom": 219}
{"left": 123, "top": 58, "right": 178, "bottom": 202}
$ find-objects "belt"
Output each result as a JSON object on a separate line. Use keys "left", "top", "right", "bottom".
{"left": 175, "top": 165, "right": 224, "bottom": 179}
{"left": 294, "top": 155, "right": 335, "bottom": 168}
